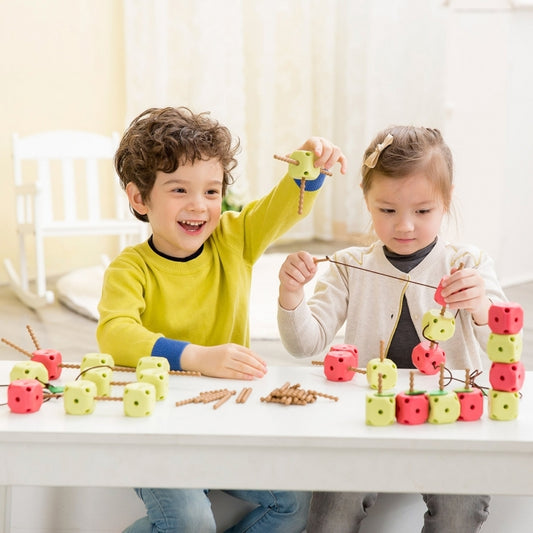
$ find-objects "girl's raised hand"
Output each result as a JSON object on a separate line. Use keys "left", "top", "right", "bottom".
{"left": 278, "top": 251, "right": 318, "bottom": 311}
{"left": 440, "top": 267, "right": 492, "bottom": 325}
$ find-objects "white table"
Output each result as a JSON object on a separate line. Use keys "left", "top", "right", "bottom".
{"left": 0, "top": 360, "right": 531, "bottom": 497}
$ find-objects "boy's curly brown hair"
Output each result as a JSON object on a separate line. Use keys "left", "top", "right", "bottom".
{"left": 115, "top": 106, "right": 240, "bottom": 222}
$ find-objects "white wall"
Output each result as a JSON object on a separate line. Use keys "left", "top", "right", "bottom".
{"left": 444, "top": 1, "right": 533, "bottom": 285}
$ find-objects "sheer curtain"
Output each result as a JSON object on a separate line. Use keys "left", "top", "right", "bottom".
{"left": 123, "top": 0, "right": 448, "bottom": 243}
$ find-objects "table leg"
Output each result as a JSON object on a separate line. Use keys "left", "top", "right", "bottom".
{"left": 0, "top": 487, "right": 11, "bottom": 533}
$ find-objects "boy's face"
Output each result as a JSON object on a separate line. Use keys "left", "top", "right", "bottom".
{"left": 365, "top": 171, "right": 446, "bottom": 256}
{"left": 131, "top": 158, "right": 224, "bottom": 258}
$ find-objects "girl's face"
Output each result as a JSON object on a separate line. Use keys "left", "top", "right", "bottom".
{"left": 127, "top": 158, "right": 224, "bottom": 258}
{"left": 365, "top": 171, "right": 446, "bottom": 256}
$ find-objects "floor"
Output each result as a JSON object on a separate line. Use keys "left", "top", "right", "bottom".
{"left": 1, "top": 239, "right": 532, "bottom": 370}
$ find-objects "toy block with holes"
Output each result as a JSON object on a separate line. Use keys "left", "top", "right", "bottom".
{"left": 10, "top": 360, "right": 48, "bottom": 385}
{"left": 486, "top": 333, "right": 523, "bottom": 363}
{"left": 455, "top": 370, "right": 484, "bottom": 422}
{"left": 63, "top": 380, "right": 98, "bottom": 415}
{"left": 82, "top": 366, "right": 113, "bottom": 397}
{"left": 489, "top": 361, "right": 525, "bottom": 393}
{"left": 323, "top": 344, "right": 359, "bottom": 382}
{"left": 8, "top": 379, "right": 44, "bottom": 414}
{"left": 366, "top": 373, "right": 396, "bottom": 426}
{"left": 488, "top": 390, "right": 520, "bottom": 421}
{"left": 489, "top": 302, "right": 523, "bottom": 335}
{"left": 366, "top": 341, "right": 397, "bottom": 391}
{"left": 395, "top": 372, "right": 429, "bottom": 425}
{"left": 123, "top": 382, "right": 157, "bottom": 417}
{"left": 135, "top": 356, "right": 170, "bottom": 379}
{"left": 427, "top": 365, "right": 460, "bottom": 424}
{"left": 411, "top": 340, "right": 446, "bottom": 375}
{"left": 421, "top": 309, "right": 456, "bottom": 342}
{"left": 137, "top": 368, "right": 169, "bottom": 401}
{"left": 80, "top": 352, "right": 115, "bottom": 372}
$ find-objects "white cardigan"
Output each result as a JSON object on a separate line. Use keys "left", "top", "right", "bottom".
{"left": 277, "top": 238, "right": 507, "bottom": 371}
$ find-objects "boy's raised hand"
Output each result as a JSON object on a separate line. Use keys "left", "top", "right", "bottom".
{"left": 278, "top": 251, "right": 318, "bottom": 311}
{"left": 298, "top": 137, "right": 347, "bottom": 175}
{"left": 180, "top": 343, "right": 267, "bottom": 380}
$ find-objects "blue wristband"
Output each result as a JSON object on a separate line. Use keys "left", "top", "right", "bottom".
{"left": 152, "top": 337, "right": 190, "bottom": 371}
{"left": 293, "top": 172, "right": 326, "bottom": 191}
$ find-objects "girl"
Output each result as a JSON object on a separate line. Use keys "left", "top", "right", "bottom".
{"left": 277, "top": 126, "right": 506, "bottom": 532}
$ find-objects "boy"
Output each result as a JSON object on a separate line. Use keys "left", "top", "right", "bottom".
{"left": 96, "top": 106, "right": 346, "bottom": 532}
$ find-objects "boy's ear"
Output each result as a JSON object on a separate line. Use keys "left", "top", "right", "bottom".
{"left": 126, "top": 182, "right": 149, "bottom": 215}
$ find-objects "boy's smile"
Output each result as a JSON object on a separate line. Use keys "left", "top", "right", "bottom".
{"left": 365, "top": 172, "right": 446, "bottom": 256}
{"left": 128, "top": 158, "right": 224, "bottom": 258}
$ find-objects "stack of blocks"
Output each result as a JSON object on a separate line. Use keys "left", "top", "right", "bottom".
{"left": 487, "top": 302, "right": 525, "bottom": 421}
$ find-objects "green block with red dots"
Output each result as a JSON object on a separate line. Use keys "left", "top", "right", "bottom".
{"left": 422, "top": 309, "right": 456, "bottom": 342}
{"left": 487, "top": 333, "right": 523, "bottom": 363}
{"left": 287, "top": 150, "right": 321, "bottom": 180}
{"left": 366, "top": 392, "right": 396, "bottom": 426}
{"left": 427, "top": 390, "right": 460, "bottom": 424}
{"left": 488, "top": 389, "right": 520, "bottom": 421}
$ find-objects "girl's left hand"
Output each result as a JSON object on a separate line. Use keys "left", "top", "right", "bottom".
{"left": 440, "top": 267, "right": 492, "bottom": 325}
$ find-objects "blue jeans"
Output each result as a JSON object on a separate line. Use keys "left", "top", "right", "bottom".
{"left": 306, "top": 492, "right": 490, "bottom": 533}
{"left": 123, "top": 488, "right": 311, "bottom": 533}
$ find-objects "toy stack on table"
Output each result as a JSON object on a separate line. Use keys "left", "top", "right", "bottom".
{"left": 486, "top": 302, "right": 525, "bottom": 420}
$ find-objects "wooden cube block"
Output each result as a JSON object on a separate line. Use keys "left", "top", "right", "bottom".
{"left": 10, "top": 361, "right": 48, "bottom": 385}
{"left": 488, "top": 302, "right": 523, "bottom": 335}
{"left": 411, "top": 341, "right": 446, "bottom": 375}
{"left": 428, "top": 391, "right": 460, "bottom": 424}
{"left": 366, "top": 392, "right": 396, "bottom": 426}
{"left": 455, "top": 388, "right": 484, "bottom": 421}
{"left": 8, "top": 379, "right": 44, "bottom": 414}
{"left": 489, "top": 361, "right": 525, "bottom": 392}
{"left": 487, "top": 333, "right": 522, "bottom": 363}
{"left": 80, "top": 352, "right": 115, "bottom": 372}
{"left": 422, "top": 310, "right": 456, "bottom": 342}
{"left": 31, "top": 349, "right": 62, "bottom": 380}
{"left": 395, "top": 391, "right": 428, "bottom": 425}
{"left": 366, "top": 358, "right": 397, "bottom": 391}
{"left": 137, "top": 368, "right": 169, "bottom": 401}
{"left": 488, "top": 389, "right": 520, "bottom": 421}
{"left": 63, "top": 380, "right": 97, "bottom": 415}
{"left": 123, "top": 382, "right": 156, "bottom": 417}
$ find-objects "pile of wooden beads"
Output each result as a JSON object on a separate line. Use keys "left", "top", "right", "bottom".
{"left": 260, "top": 382, "right": 338, "bottom": 406}
{"left": 175, "top": 388, "right": 247, "bottom": 410}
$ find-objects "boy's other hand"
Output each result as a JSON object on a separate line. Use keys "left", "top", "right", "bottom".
{"left": 181, "top": 343, "right": 267, "bottom": 380}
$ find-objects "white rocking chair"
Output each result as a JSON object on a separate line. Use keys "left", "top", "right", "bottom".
{"left": 4, "top": 130, "right": 147, "bottom": 309}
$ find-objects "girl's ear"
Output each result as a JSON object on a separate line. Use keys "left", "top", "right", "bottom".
{"left": 126, "top": 182, "right": 149, "bottom": 216}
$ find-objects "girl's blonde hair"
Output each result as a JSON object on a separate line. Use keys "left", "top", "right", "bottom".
{"left": 361, "top": 126, "right": 454, "bottom": 211}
